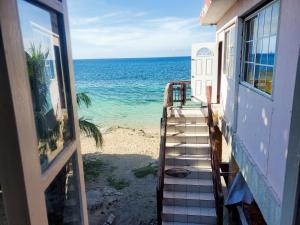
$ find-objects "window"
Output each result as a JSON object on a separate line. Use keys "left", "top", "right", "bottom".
{"left": 45, "top": 154, "right": 82, "bottom": 225}
{"left": 223, "top": 26, "right": 235, "bottom": 76}
{"left": 242, "top": 0, "right": 280, "bottom": 95}
{"left": 17, "top": 0, "right": 72, "bottom": 171}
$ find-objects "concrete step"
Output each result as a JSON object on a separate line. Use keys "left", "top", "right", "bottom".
{"left": 162, "top": 222, "right": 211, "bottom": 225}
{"left": 166, "top": 133, "right": 209, "bottom": 145}
{"left": 163, "top": 191, "right": 215, "bottom": 207}
{"left": 170, "top": 108, "right": 208, "bottom": 118}
{"left": 165, "top": 154, "right": 211, "bottom": 167}
{"left": 162, "top": 205, "right": 217, "bottom": 224}
{"left": 166, "top": 143, "right": 210, "bottom": 155}
{"left": 164, "top": 177, "right": 213, "bottom": 193}
{"left": 167, "top": 123, "right": 209, "bottom": 134}
{"left": 165, "top": 165, "right": 212, "bottom": 179}
{"left": 168, "top": 116, "right": 207, "bottom": 124}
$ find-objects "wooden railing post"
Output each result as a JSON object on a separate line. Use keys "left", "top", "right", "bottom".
{"left": 206, "top": 85, "right": 224, "bottom": 225}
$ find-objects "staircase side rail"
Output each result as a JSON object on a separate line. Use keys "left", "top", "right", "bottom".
{"left": 206, "top": 85, "right": 224, "bottom": 225}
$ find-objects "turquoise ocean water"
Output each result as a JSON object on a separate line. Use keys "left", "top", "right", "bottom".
{"left": 74, "top": 56, "right": 191, "bottom": 131}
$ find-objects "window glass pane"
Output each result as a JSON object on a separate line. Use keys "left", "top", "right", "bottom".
{"left": 253, "top": 18, "right": 258, "bottom": 41}
{"left": 255, "top": 66, "right": 267, "bottom": 92}
{"left": 268, "top": 35, "right": 276, "bottom": 65}
{"left": 257, "top": 10, "right": 265, "bottom": 39}
{"left": 266, "top": 66, "right": 273, "bottom": 94}
{"left": 261, "top": 37, "right": 269, "bottom": 64}
{"left": 17, "top": 0, "right": 72, "bottom": 171}
{"left": 224, "top": 26, "right": 235, "bottom": 75}
{"left": 0, "top": 187, "right": 8, "bottom": 225}
{"left": 244, "top": 63, "right": 254, "bottom": 84}
{"left": 45, "top": 154, "right": 82, "bottom": 225}
{"left": 245, "top": 42, "right": 255, "bottom": 62}
{"left": 271, "top": 1, "right": 280, "bottom": 35}
{"left": 256, "top": 39, "right": 263, "bottom": 63}
{"left": 223, "top": 31, "right": 229, "bottom": 74}
{"left": 264, "top": 6, "right": 272, "bottom": 36}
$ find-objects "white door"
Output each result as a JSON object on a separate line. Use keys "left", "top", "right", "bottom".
{"left": 191, "top": 43, "right": 217, "bottom": 103}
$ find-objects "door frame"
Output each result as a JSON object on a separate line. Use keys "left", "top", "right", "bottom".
{"left": 217, "top": 41, "right": 223, "bottom": 104}
{"left": 0, "top": 0, "right": 88, "bottom": 224}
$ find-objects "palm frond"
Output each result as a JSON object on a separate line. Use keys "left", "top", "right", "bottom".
{"left": 79, "top": 117, "right": 103, "bottom": 148}
{"left": 77, "top": 92, "right": 92, "bottom": 108}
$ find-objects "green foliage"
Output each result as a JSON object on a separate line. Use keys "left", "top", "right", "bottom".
{"left": 83, "top": 158, "right": 106, "bottom": 182}
{"left": 26, "top": 44, "right": 60, "bottom": 150}
{"left": 79, "top": 117, "right": 103, "bottom": 147}
{"left": 132, "top": 162, "right": 158, "bottom": 178}
{"left": 76, "top": 92, "right": 103, "bottom": 148}
{"left": 76, "top": 92, "right": 92, "bottom": 108}
{"left": 107, "top": 176, "right": 130, "bottom": 190}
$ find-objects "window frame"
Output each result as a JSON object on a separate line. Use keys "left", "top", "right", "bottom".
{"left": 240, "top": 0, "right": 280, "bottom": 98}
{"left": 0, "top": 0, "right": 89, "bottom": 225}
{"left": 223, "top": 25, "right": 235, "bottom": 77}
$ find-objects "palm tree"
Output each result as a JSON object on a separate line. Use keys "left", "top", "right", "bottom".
{"left": 26, "top": 44, "right": 103, "bottom": 149}
{"left": 77, "top": 92, "right": 103, "bottom": 148}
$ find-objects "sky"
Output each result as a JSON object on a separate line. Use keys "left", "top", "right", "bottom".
{"left": 68, "top": 0, "right": 216, "bottom": 59}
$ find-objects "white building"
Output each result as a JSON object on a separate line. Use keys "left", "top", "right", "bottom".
{"left": 199, "top": 0, "right": 300, "bottom": 224}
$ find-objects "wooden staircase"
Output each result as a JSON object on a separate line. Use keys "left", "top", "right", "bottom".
{"left": 161, "top": 107, "right": 217, "bottom": 225}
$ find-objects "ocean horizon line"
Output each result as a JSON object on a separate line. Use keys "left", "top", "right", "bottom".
{"left": 73, "top": 55, "right": 191, "bottom": 61}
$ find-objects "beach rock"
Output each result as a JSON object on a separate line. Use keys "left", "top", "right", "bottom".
{"left": 165, "top": 168, "right": 191, "bottom": 178}
{"left": 86, "top": 190, "right": 103, "bottom": 210}
{"left": 102, "top": 213, "right": 116, "bottom": 225}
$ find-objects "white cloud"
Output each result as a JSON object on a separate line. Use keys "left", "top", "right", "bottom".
{"left": 70, "top": 11, "right": 215, "bottom": 59}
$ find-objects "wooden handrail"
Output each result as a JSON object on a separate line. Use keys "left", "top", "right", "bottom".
{"left": 157, "top": 80, "right": 191, "bottom": 225}
{"left": 206, "top": 85, "right": 224, "bottom": 225}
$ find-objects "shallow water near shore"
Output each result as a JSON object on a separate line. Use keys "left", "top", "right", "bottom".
{"left": 74, "top": 56, "right": 191, "bottom": 131}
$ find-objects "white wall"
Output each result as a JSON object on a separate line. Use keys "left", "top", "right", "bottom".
{"left": 217, "top": 0, "right": 300, "bottom": 203}
{"left": 217, "top": 22, "right": 238, "bottom": 131}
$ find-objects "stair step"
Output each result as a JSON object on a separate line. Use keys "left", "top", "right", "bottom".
{"left": 163, "top": 191, "right": 215, "bottom": 207}
{"left": 162, "top": 222, "right": 211, "bottom": 225}
{"left": 162, "top": 205, "right": 216, "bottom": 224}
{"left": 166, "top": 143, "right": 210, "bottom": 148}
{"left": 167, "top": 133, "right": 209, "bottom": 137}
{"left": 168, "top": 116, "right": 207, "bottom": 124}
{"left": 167, "top": 123, "right": 209, "bottom": 134}
{"left": 170, "top": 108, "right": 207, "bottom": 117}
{"left": 166, "top": 146, "right": 210, "bottom": 155}
{"left": 165, "top": 155, "right": 211, "bottom": 167}
{"left": 166, "top": 134, "right": 209, "bottom": 145}
{"left": 165, "top": 165, "right": 212, "bottom": 179}
{"left": 164, "top": 177, "right": 213, "bottom": 193}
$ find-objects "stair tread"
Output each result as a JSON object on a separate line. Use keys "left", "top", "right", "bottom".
{"left": 167, "top": 133, "right": 209, "bottom": 137}
{"left": 164, "top": 191, "right": 214, "bottom": 201}
{"left": 166, "top": 154, "right": 211, "bottom": 160}
{"left": 165, "top": 165, "right": 212, "bottom": 173}
{"left": 162, "top": 222, "right": 210, "bottom": 225}
{"left": 167, "top": 123, "right": 208, "bottom": 127}
{"left": 166, "top": 143, "right": 210, "bottom": 148}
{"left": 163, "top": 205, "right": 216, "bottom": 217}
{"left": 164, "top": 177, "right": 213, "bottom": 186}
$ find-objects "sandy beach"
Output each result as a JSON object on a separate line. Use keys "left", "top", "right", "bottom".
{"left": 80, "top": 126, "right": 160, "bottom": 225}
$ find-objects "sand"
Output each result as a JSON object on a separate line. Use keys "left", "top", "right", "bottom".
{"left": 80, "top": 126, "right": 160, "bottom": 225}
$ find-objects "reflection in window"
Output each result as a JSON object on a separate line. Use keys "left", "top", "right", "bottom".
{"left": 223, "top": 26, "right": 235, "bottom": 76}
{"left": 45, "top": 154, "right": 81, "bottom": 225}
{"left": 17, "top": 0, "right": 72, "bottom": 171}
{"left": 0, "top": 186, "right": 8, "bottom": 225}
{"left": 242, "top": 0, "right": 279, "bottom": 94}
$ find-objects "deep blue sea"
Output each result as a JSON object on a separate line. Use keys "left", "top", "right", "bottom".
{"left": 74, "top": 56, "right": 191, "bottom": 131}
